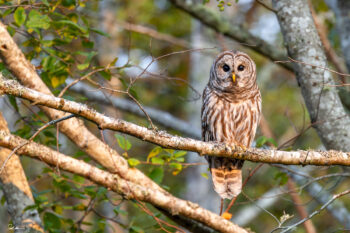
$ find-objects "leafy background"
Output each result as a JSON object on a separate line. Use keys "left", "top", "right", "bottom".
{"left": 0, "top": 0, "right": 348, "bottom": 232}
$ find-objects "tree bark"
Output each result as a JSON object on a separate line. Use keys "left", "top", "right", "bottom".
{"left": 0, "top": 20, "right": 162, "bottom": 195}
{"left": 0, "top": 113, "right": 43, "bottom": 233}
{"left": 0, "top": 129, "right": 247, "bottom": 233}
{"left": 272, "top": 0, "right": 350, "bottom": 151}
{"left": 1, "top": 75, "right": 350, "bottom": 167}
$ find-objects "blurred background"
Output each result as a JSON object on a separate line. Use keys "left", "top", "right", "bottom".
{"left": 0, "top": 0, "right": 349, "bottom": 232}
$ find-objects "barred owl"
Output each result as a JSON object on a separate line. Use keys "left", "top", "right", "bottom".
{"left": 201, "top": 50, "right": 261, "bottom": 199}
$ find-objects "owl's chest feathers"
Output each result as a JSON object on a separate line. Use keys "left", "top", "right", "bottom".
{"left": 202, "top": 89, "right": 261, "bottom": 146}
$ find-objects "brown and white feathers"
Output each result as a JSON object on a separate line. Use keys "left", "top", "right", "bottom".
{"left": 201, "top": 50, "right": 261, "bottom": 199}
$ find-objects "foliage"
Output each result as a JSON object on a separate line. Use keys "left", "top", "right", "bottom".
{"left": 0, "top": 0, "right": 348, "bottom": 232}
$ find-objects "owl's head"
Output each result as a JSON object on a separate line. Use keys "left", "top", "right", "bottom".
{"left": 209, "top": 50, "right": 257, "bottom": 94}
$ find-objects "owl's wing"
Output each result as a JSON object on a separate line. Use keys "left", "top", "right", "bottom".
{"left": 201, "top": 90, "right": 243, "bottom": 199}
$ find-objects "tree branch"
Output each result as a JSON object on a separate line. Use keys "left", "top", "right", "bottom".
{"left": 0, "top": 130, "right": 247, "bottom": 233}
{"left": 169, "top": 0, "right": 350, "bottom": 112}
{"left": 168, "top": 0, "right": 292, "bottom": 71}
{"left": 0, "top": 20, "right": 162, "bottom": 195}
{"left": 1, "top": 76, "right": 350, "bottom": 166}
{"left": 0, "top": 113, "right": 43, "bottom": 233}
{"left": 282, "top": 165, "right": 350, "bottom": 228}
{"left": 67, "top": 79, "right": 200, "bottom": 139}
{"left": 272, "top": 0, "right": 350, "bottom": 152}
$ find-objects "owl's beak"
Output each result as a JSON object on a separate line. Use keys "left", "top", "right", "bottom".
{"left": 232, "top": 73, "right": 236, "bottom": 83}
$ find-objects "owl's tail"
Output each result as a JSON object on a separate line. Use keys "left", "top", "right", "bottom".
{"left": 208, "top": 157, "right": 243, "bottom": 199}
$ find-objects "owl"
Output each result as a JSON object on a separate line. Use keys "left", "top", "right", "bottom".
{"left": 201, "top": 50, "right": 261, "bottom": 200}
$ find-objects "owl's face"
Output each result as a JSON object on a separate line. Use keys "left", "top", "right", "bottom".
{"left": 209, "top": 50, "right": 256, "bottom": 93}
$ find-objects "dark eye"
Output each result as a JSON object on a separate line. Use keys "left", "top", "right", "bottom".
{"left": 237, "top": 65, "right": 245, "bottom": 71}
{"left": 222, "top": 64, "right": 230, "bottom": 72}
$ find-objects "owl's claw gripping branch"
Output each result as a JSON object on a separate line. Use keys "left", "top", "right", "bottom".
{"left": 0, "top": 74, "right": 350, "bottom": 167}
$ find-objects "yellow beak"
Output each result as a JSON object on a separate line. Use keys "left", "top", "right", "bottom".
{"left": 232, "top": 73, "right": 236, "bottom": 83}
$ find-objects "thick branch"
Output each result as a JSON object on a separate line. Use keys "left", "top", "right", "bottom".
{"left": 1, "top": 76, "right": 350, "bottom": 166}
{"left": 67, "top": 79, "right": 200, "bottom": 139}
{"left": 0, "top": 130, "right": 246, "bottom": 233}
{"left": 0, "top": 113, "right": 43, "bottom": 233}
{"left": 169, "top": 0, "right": 292, "bottom": 71}
{"left": 272, "top": 0, "right": 350, "bottom": 151}
{"left": 170, "top": 0, "right": 350, "bottom": 112}
{"left": 0, "top": 20, "right": 230, "bottom": 232}
{"left": 0, "top": 20, "right": 161, "bottom": 194}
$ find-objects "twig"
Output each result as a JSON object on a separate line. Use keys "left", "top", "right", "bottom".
{"left": 118, "top": 21, "right": 190, "bottom": 48}
{"left": 279, "top": 189, "right": 350, "bottom": 233}
{"left": 255, "top": 0, "right": 277, "bottom": 12}
{"left": 223, "top": 164, "right": 264, "bottom": 215}
{"left": 275, "top": 57, "right": 350, "bottom": 78}
{"left": 0, "top": 114, "right": 75, "bottom": 174}
{"left": 287, "top": 179, "right": 316, "bottom": 233}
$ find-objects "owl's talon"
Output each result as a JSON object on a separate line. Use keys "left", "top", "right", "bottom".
{"left": 221, "top": 212, "right": 232, "bottom": 220}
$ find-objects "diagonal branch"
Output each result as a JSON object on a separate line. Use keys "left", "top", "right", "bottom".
{"left": 0, "top": 20, "right": 161, "bottom": 194}
{"left": 168, "top": 0, "right": 292, "bottom": 71}
{"left": 1, "top": 75, "right": 350, "bottom": 166}
{"left": 0, "top": 129, "right": 247, "bottom": 233}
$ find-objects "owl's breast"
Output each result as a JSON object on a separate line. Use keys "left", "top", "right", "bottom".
{"left": 202, "top": 90, "right": 261, "bottom": 147}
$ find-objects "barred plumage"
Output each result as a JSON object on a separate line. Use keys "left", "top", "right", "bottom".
{"left": 201, "top": 50, "right": 261, "bottom": 199}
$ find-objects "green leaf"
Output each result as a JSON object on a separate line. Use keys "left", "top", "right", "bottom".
{"left": 7, "top": 96, "right": 19, "bottom": 112}
{"left": 147, "top": 146, "right": 162, "bottom": 162}
{"left": 73, "top": 174, "right": 85, "bottom": 184}
{"left": 113, "top": 207, "right": 127, "bottom": 216}
{"left": 90, "top": 28, "right": 110, "bottom": 37}
{"left": 130, "top": 226, "right": 144, "bottom": 233}
{"left": 55, "top": 20, "right": 88, "bottom": 34}
{"left": 256, "top": 136, "right": 277, "bottom": 147}
{"left": 274, "top": 172, "right": 288, "bottom": 186}
{"left": 148, "top": 167, "right": 164, "bottom": 184}
{"left": 201, "top": 172, "right": 209, "bottom": 179}
{"left": 99, "top": 70, "right": 112, "bottom": 80}
{"left": 76, "top": 51, "right": 97, "bottom": 70}
{"left": 127, "top": 158, "right": 140, "bottom": 167}
{"left": 26, "top": 10, "right": 51, "bottom": 29}
{"left": 14, "top": 7, "right": 26, "bottom": 26}
{"left": 43, "top": 212, "right": 61, "bottom": 230}
{"left": 170, "top": 162, "right": 182, "bottom": 175}
{"left": 115, "top": 134, "right": 132, "bottom": 151}
{"left": 151, "top": 157, "right": 164, "bottom": 165}
{"left": 173, "top": 150, "right": 187, "bottom": 158}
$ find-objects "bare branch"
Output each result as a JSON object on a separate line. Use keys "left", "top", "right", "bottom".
{"left": 168, "top": 0, "right": 292, "bottom": 71}
{"left": 281, "top": 165, "right": 350, "bottom": 228}
{"left": 117, "top": 21, "right": 190, "bottom": 48}
{"left": 1, "top": 76, "right": 350, "bottom": 167}
{"left": 280, "top": 189, "right": 350, "bottom": 233}
{"left": 67, "top": 79, "right": 201, "bottom": 138}
{"left": 0, "top": 130, "right": 247, "bottom": 233}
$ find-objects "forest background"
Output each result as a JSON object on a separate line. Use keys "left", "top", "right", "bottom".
{"left": 0, "top": 0, "right": 350, "bottom": 232}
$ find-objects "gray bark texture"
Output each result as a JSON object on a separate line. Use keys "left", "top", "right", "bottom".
{"left": 0, "top": 182, "right": 42, "bottom": 233}
{"left": 272, "top": 0, "right": 350, "bottom": 151}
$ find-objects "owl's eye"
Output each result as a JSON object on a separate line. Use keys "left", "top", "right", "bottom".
{"left": 222, "top": 64, "right": 230, "bottom": 72}
{"left": 237, "top": 65, "right": 245, "bottom": 71}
